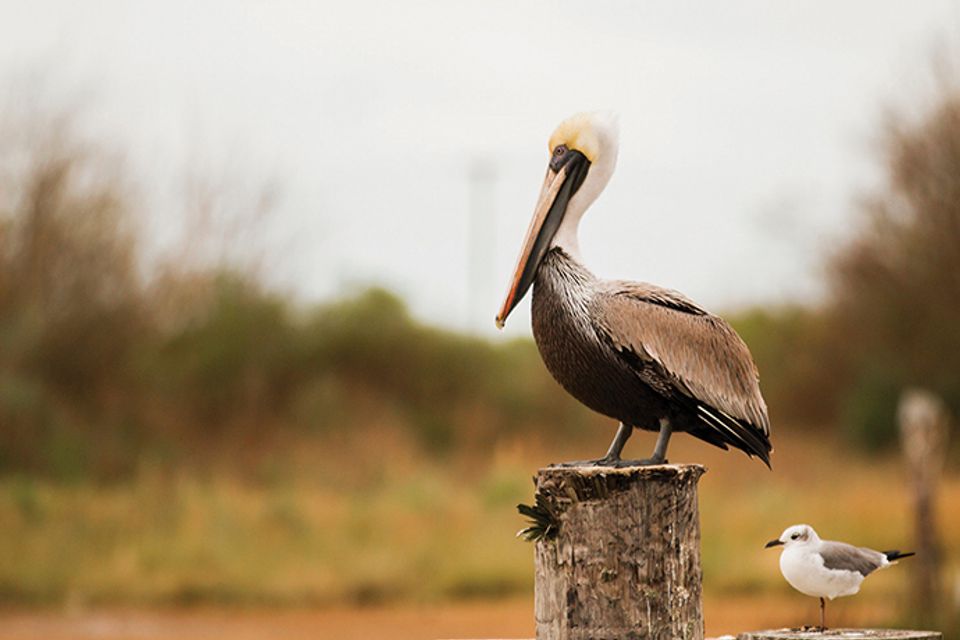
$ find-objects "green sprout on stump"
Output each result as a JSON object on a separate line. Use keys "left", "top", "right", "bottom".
{"left": 516, "top": 492, "right": 559, "bottom": 542}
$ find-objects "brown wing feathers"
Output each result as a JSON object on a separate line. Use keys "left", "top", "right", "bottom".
{"left": 592, "top": 282, "right": 772, "bottom": 464}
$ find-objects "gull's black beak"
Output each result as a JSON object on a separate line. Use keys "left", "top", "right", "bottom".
{"left": 495, "top": 149, "right": 590, "bottom": 328}
{"left": 765, "top": 539, "right": 784, "bottom": 548}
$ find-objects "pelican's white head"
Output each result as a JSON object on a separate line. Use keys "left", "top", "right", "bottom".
{"left": 496, "top": 111, "right": 620, "bottom": 328}
{"left": 547, "top": 112, "right": 619, "bottom": 256}
{"left": 766, "top": 524, "right": 821, "bottom": 550}
{"left": 548, "top": 111, "right": 620, "bottom": 168}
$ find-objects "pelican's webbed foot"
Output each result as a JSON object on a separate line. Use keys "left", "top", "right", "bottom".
{"left": 598, "top": 454, "right": 668, "bottom": 467}
{"left": 614, "top": 455, "right": 669, "bottom": 467}
{"left": 549, "top": 454, "right": 668, "bottom": 468}
{"left": 549, "top": 458, "right": 602, "bottom": 468}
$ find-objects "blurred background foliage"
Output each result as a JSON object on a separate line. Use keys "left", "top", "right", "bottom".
{"left": 3, "top": 84, "right": 959, "bottom": 483}
{"left": 0, "top": 76, "right": 959, "bottom": 633}
{"left": 0, "top": 91, "right": 591, "bottom": 482}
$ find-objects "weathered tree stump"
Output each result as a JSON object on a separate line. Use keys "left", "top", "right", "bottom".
{"left": 533, "top": 464, "right": 706, "bottom": 640}
{"left": 737, "top": 630, "right": 941, "bottom": 639}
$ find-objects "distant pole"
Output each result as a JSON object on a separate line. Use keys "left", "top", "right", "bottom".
{"left": 467, "top": 157, "right": 497, "bottom": 333}
{"left": 532, "top": 464, "right": 706, "bottom": 640}
{"left": 898, "top": 389, "right": 950, "bottom": 617}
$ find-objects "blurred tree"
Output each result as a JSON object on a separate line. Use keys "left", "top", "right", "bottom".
{"left": 0, "top": 93, "right": 148, "bottom": 477}
{"left": 301, "top": 287, "right": 587, "bottom": 453}
{"left": 149, "top": 273, "right": 304, "bottom": 438}
{"left": 729, "top": 306, "right": 838, "bottom": 429}
{"left": 0, "top": 84, "right": 289, "bottom": 478}
{"left": 827, "top": 88, "right": 960, "bottom": 448}
{"left": 0, "top": 80, "right": 591, "bottom": 479}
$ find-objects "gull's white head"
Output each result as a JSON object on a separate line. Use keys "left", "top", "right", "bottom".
{"left": 495, "top": 111, "right": 620, "bottom": 328}
{"left": 766, "top": 524, "right": 820, "bottom": 549}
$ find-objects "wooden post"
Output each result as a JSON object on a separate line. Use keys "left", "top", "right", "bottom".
{"left": 532, "top": 464, "right": 706, "bottom": 640}
{"left": 738, "top": 630, "right": 941, "bottom": 639}
{"left": 898, "top": 389, "right": 950, "bottom": 617}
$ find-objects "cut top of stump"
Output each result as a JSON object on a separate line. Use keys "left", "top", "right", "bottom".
{"left": 537, "top": 462, "right": 706, "bottom": 478}
{"left": 535, "top": 463, "right": 706, "bottom": 504}
{"left": 737, "top": 629, "right": 942, "bottom": 640}
{"left": 537, "top": 464, "right": 707, "bottom": 481}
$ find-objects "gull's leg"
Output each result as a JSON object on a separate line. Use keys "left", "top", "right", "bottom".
{"left": 820, "top": 597, "right": 826, "bottom": 630}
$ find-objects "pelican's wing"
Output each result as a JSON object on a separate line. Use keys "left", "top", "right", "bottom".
{"left": 591, "top": 281, "right": 772, "bottom": 463}
{"left": 819, "top": 542, "right": 886, "bottom": 576}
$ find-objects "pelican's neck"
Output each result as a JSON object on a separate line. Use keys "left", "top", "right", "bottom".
{"left": 550, "top": 141, "right": 618, "bottom": 262}
{"left": 537, "top": 247, "right": 596, "bottom": 288}
{"left": 533, "top": 248, "right": 597, "bottom": 329}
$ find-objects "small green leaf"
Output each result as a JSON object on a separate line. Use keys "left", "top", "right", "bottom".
{"left": 516, "top": 492, "right": 559, "bottom": 542}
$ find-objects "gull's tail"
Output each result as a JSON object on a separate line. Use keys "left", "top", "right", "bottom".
{"left": 883, "top": 550, "right": 916, "bottom": 562}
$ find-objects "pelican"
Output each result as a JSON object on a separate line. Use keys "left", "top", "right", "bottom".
{"left": 496, "top": 112, "right": 772, "bottom": 467}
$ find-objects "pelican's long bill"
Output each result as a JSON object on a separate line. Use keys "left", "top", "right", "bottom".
{"left": 495, "top": 150, "right": 590, "bottom": 328}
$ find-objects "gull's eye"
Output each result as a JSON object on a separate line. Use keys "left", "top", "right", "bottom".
{"left": 790, "top": 533, "right": 800, "bottom": 540}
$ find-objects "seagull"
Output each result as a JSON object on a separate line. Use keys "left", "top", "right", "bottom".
{"left": 765, "top": 524, "right": 915, "bottom": 630}
{"left": 495, "top": 112, "right": 772, "bottom": 467}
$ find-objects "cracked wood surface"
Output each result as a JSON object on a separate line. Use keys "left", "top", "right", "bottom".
{"left": 533, "top": 464, "right": 706, "bottom": 640}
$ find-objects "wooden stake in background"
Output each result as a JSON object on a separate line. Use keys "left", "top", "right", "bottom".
{"left": 898, "top": 388, "right": 950, "bottom": 618}
{"left": 530, "top": 464, "right": 705, "bottom": 640}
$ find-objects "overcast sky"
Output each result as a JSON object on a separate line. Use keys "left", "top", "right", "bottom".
{"left": 2, "top": 1, "right": 958, "bottom": 334}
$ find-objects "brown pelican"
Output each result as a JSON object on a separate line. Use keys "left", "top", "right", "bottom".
{"left": 496, "top": 112, "right": 772, "bottom": 467}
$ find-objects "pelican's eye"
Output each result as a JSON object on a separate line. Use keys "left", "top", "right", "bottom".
{"left": 549, "top": 144, "right": 570, "bottom": 172}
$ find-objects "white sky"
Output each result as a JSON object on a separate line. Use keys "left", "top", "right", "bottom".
{"left": 2, "top": 1, "right": 958, "bottom": 335}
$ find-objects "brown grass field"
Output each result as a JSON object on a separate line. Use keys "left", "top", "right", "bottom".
{"left": 1, "top": 428, "right": 957, "bottom": 637}
{"left": 0, "top": 594, "right": 916, "bottom": 640}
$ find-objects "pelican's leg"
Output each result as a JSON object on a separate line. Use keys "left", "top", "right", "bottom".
{"left": 595, "top": 420, "right": 672, "bottom": 468}
{"left": 647, "top": 418, "right": 673, "bottom": 463}
{"left": 617, "top": 418, "right": 672, "bottom": 466}
{"left": 552, "top": 420, "right": 673, "bottom": 468}
{"left": 601, "top": 422, "right": 633, "bottom": 461}
{"left": 551, "top": 422, "right": 633, "bottom": 468}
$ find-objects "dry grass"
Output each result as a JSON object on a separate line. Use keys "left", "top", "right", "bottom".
{"left": 1, "top": 427, "right": 958, "bottom": 632}
{"left": 0, "top": 594, "right": 923, "bottom": 640}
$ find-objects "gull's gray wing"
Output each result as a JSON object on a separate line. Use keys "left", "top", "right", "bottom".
{"left": 819, "top": 542, "right": 886, "bottom": 576}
